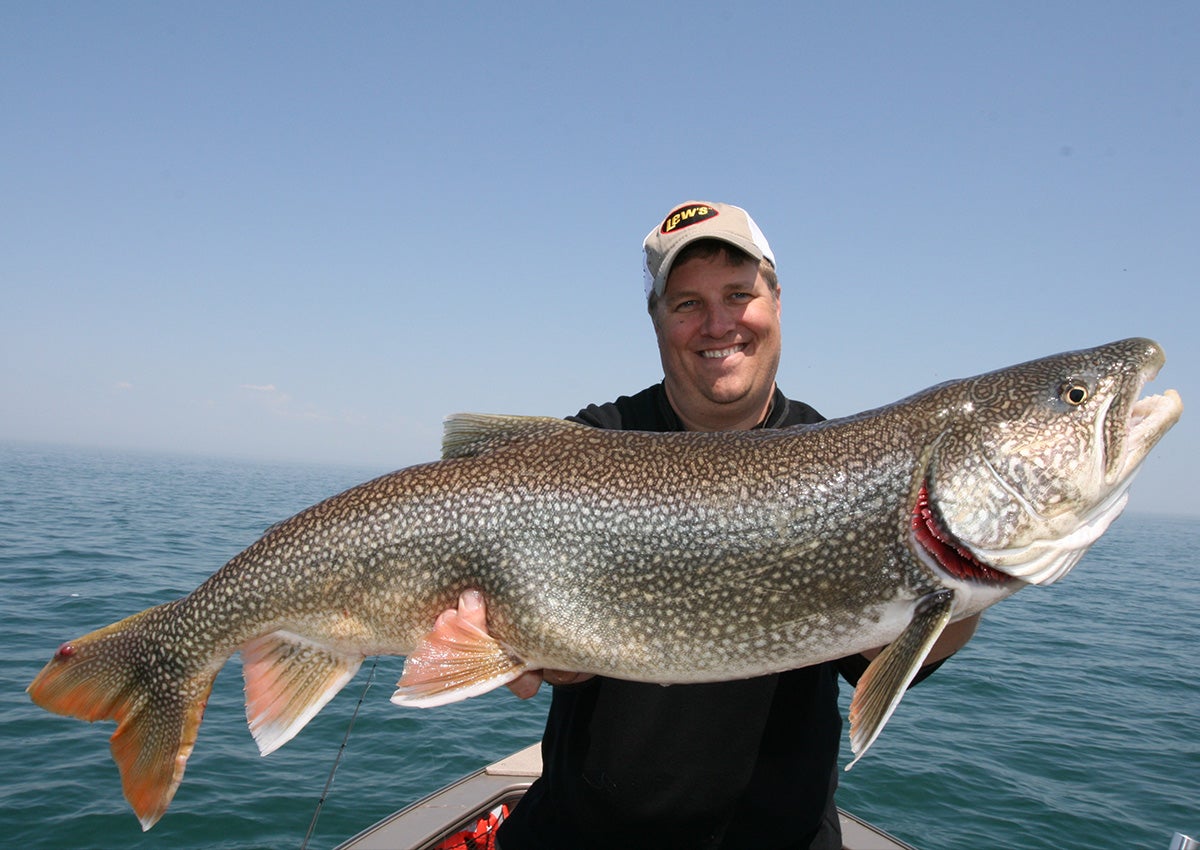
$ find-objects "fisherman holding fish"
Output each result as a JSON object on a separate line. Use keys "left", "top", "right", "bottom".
{"left": 27, "top": 195, "right": 1182, "bottom": 836}
{"left": 445, "top": 201, "right": 982, "bottom": 850}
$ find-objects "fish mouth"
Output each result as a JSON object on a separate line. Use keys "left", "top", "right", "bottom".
{"left": 912, "top": 483, "right": 1016, "bottom": 586}
{"left": 1129, "top": 388, "right": 1181, "bottom": 428}
{"left": 1108, "top": 342, "right": 1182, "bottom": 481}
{"left": 1116, "top": 382, "right": 1182, "bottom": 484}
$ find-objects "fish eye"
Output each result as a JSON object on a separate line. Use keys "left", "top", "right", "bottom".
{"left": 1059, "top": 381, "right": 1090, "bottom": 406}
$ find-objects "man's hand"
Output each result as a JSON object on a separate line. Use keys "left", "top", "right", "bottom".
{"left": 448, "top": 590, "right": 592, "bottom": 699}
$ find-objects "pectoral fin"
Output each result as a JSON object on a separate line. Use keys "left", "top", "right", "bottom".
{"left": 392, "top": 612, "right": 529, "bottom": 708}
{"left": 846, "top": 590, "right": 954, "bottom": 769}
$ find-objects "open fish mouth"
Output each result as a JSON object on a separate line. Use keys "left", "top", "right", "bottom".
{"left": 1121, "top": 387, "right": 1183, "bottom": 479}
{"left": 912, "top": 483, "right": 1016, "bottom": 586}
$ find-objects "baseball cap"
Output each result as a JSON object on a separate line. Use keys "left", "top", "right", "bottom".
{"left": 642, "top": 200, "right": 775, "bottom": 299}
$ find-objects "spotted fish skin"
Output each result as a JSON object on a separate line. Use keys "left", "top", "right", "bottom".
{"left": 27, "top": 338, "right": 1182, "bottom": 829}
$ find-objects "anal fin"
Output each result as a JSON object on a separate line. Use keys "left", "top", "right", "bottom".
{"left": 847, "top": 589, "right": 954, "bottom": 769}
{"left": 241, "top": 630, "right": 364, "bottom": 756}
{"left": 392, "top": 611, "right": 528, "bottom": 708}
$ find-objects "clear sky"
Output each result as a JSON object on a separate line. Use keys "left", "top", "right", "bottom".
{"left": 3, "top": 3, "right": 1196, "bottom": 517}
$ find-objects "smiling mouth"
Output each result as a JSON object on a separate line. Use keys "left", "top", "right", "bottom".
{"left": 701, "top": 344, "right": 747, "bottom": 359}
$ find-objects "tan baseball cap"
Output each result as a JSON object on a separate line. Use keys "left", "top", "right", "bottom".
{"left": 642, "top": 200, "right": 776, "bottom": 298}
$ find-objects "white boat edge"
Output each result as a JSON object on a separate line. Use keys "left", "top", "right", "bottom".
{"left": 333, "top": 743, "right": 921, "bottom": 850}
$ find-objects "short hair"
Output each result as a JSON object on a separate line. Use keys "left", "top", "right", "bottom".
{"left": 647, "top": 238, "right": 778, "bottom": 314}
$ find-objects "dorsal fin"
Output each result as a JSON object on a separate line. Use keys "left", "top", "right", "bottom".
{"left": 441, "top": 413, "right": 578, "bottom": 459}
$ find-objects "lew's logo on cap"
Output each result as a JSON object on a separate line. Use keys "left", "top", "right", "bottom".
{"left": 660, "top": 204, "right": 718, "bottom": 234}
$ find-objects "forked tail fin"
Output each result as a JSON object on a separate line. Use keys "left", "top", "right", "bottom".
{"left": 26, "top": 602, "right": 220, "bottom": 830}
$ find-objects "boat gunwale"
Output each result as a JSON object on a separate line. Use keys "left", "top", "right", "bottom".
{"left": 333, "top": 744, "right": 920, "bottom": 850}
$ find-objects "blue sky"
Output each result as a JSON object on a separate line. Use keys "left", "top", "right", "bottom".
{"left": 2, "top": 3, "right": 1195, "bottom": 516}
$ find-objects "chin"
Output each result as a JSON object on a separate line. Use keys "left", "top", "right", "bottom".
{"left": 704, "top": 382, "right": 757, "bottom": 405}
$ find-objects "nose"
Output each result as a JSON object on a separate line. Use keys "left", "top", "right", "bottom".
{"left": 700, "top": 301, "right": 737, "bottom": 338}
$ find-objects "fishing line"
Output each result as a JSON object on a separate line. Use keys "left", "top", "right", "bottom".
{"left": 300, "top": 657, "right": 378, "bottom": 850}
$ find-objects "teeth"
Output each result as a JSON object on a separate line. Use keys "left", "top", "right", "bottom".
{"left": 1130, "top": 390, "right": 1183, "bottom": 435}
{"left": 702, "top": 345, "right": 744, "bottom": 359}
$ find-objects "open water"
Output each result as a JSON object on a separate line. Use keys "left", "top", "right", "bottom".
{"left": 1, "top": 442, "right": 1195, "bottom": 850}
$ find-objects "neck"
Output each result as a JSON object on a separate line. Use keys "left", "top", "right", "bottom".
{"left": 664, "top": 382, "right": 776, "bottom": 432}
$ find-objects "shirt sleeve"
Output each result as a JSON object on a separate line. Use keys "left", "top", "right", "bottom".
{"left": 567, "top": 384, "right": 676, "bottom": 431}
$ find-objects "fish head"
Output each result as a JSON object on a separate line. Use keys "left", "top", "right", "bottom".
{"left": 919, "top": 338, "right": 1182, "bottom": 588}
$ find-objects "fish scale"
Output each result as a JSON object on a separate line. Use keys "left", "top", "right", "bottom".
{"left": 27, "top": 337, "right": 1182, "bottom": 830}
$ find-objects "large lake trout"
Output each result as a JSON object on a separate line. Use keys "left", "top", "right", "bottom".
{"left": 28, "top": 338, "right": 1182, "bottom": 829}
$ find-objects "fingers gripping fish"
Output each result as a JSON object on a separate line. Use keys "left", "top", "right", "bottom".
{"left": 27, "top": 338, "right": 1182, "bottom": 829}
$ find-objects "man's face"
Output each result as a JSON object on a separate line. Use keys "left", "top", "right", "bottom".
{"left": 652, "top": 253, "right": 782, "bottom": 431}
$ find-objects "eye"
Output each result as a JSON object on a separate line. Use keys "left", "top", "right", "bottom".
{"left": 1059, "top": 380, "right": 1090, "bottom": 406}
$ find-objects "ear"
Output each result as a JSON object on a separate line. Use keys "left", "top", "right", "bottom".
{"left": 648, "top": 298, "right": 664, "bottom": 331}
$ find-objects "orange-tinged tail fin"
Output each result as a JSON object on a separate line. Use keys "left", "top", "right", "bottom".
{"left": 26, "top": 603, "right": 220, "bottom": 830}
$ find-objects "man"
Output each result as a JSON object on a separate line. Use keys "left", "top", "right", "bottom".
{"left": 441, "top": 200, "right": 978, "bottom": 849}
